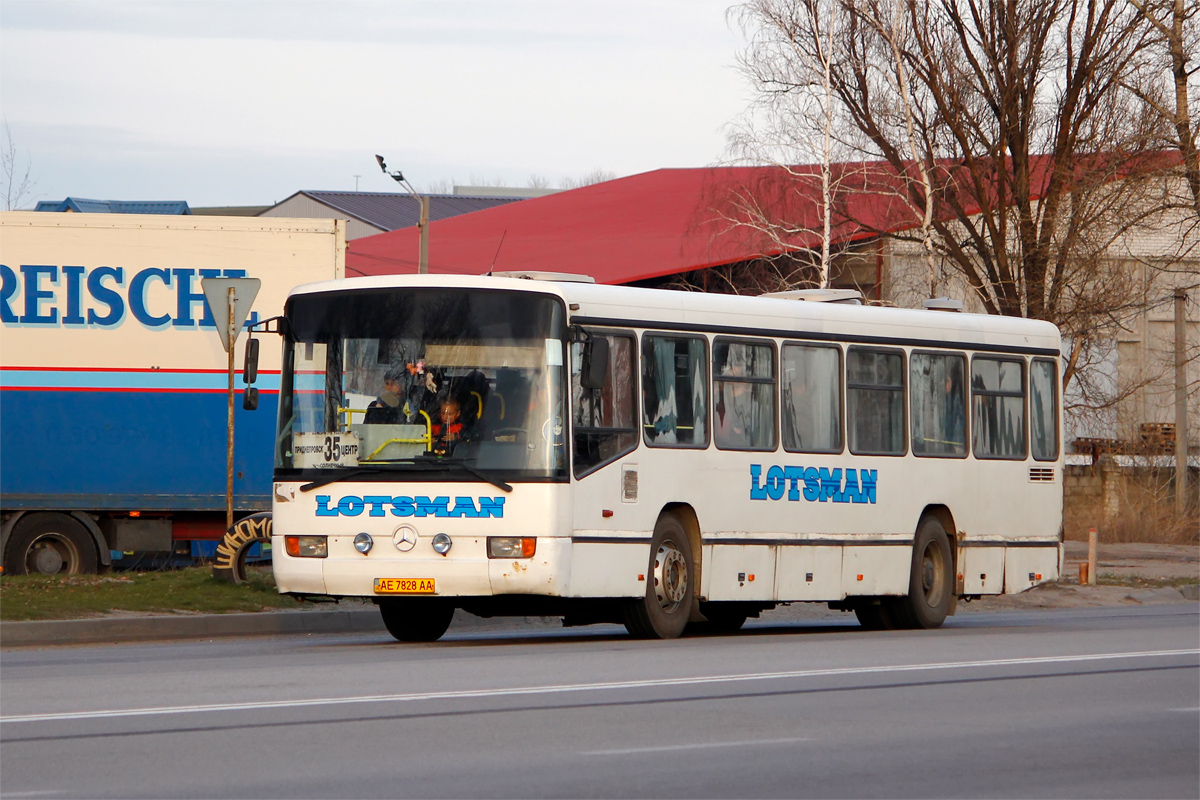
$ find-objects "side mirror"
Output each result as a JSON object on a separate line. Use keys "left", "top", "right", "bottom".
{"left": 243, "top": 386, "right": 259, "bottom": 411}
{"left": 580, "top": 336, "right": 609, "bottom": 390}
{"left": 243, "top": 337, "right": 260, "bottom": 384}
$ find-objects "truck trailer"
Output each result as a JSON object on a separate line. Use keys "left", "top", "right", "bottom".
{"left": 0, "top": 212, "right": 345, "bottom": 574}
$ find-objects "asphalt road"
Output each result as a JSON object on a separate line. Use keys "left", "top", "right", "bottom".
{"left": 1, "top": 605, "right": 1197, "bottom": 799}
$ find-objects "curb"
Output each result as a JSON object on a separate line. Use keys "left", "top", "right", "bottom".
{"left": 0, "top": 609, "right": 386, "bottom": 647}
{"left": 0, "top": 608, "right": 566, "bottom": 648}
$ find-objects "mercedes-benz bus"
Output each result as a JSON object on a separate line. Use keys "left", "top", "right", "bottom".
{"left": 269, "top": 272, "right": 1062, "bottom": 641}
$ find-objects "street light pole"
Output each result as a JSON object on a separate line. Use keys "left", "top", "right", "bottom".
{"left": 376, "top": 154, "right": 430, "bottom": 274}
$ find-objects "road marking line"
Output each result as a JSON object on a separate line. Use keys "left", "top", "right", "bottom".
{"left": 585, "top": 737, "right": 808, "bottom": 755}
{"left": 1168, "top": 707, "right": 1200, "bottom": 712}
{"left": 2, "top": 649, "right": 1195, "bottom": 725}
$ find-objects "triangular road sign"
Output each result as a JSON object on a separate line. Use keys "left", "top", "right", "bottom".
{"left": 202, "top": 277, "right": 262, "bottom": 352}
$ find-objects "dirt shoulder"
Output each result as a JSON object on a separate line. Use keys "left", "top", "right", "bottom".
{"left": 958, "top": 541, "right": 1198, "bottom": 613}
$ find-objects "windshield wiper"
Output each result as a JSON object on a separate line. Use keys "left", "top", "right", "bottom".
{"left": 300, "top": 465, "right": 409, "bottom": 492}
{"left": 428, "top": 457, "right": 513, "bottom": 493}
{"left": 301, "top": 456, "right": 513, "bottom": 494}
{"left": 364, "top": 455, "right": 513, "bottom": 493}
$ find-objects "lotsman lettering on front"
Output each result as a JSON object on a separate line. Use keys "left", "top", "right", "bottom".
{"left": 315, "top": 495, "right": 505, "bottom": 518}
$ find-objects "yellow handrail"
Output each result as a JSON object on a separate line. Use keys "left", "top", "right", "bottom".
{"left": 361, "top": 411, "right": 434, "bottom": 461}
{"left": 338, "top": 407, "right": 370, "bottom": 426}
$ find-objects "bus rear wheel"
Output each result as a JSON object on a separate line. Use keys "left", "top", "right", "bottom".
{"left": 4, "top": 513, "right": 98, "bottom": 576}
{"left": 890, "top": 516, "right": 954, "bottom": 629}
{"left": 378, "top": 599, "right": 455, "bottom": 642}
{"left": 697, "top": 602, "right": 749, "bottom": 634}
{"left": 623, "top": 513, "right": 693, "bottom": 639}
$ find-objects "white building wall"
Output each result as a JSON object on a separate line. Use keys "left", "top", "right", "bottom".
{"left": 260, "top": 195, "right": 385, "bottom": 241}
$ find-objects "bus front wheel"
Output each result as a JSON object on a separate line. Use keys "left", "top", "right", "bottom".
{"left": 890, "top": 516, "right": 954, "bottom": 629}
{"left": 378, "top": 599, "right": 455, "bottom": 642}
{"left": 623, "top": 514, "right": 693, "bottom": 639}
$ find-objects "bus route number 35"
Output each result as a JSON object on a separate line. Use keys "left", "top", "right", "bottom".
{"left": 293, "top": 431, "right": 360, "bottom": 469}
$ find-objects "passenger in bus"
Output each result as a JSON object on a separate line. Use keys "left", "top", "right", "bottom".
{"left": 431, "top": 396, "right": 474, "bottom": 455}
{"left": 364, "top": 365, "right": 407, "bottom": 424}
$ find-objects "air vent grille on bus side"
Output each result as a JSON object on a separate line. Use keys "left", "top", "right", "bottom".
{"left": 1028, "top": 467, "right": 1056, "bottom": 483}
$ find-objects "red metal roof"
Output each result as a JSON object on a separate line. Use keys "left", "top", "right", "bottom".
{"left": 349, "top": 166, "right": 915, "bottom": 283}
{"left": 346, "top": 154, "right": 1174, "bottom": 284}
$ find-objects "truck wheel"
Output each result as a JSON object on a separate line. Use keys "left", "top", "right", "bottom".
{"left": 890, "top": 516, "right": 954, "bottom": 629}
{"left": 4, "top": 513, "right": 98, "bottom": 575}
{"left": 378, "top": 599, "right": 455, "bottom": 642}
{"left": 212, "top": 513, "right": 273, "bottom": 584}
{"left": 622, "top": 513, "right": 693, "bottom": 639}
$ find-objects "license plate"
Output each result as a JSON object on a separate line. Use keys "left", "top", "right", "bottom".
{"left": 374, "top": 577, "right": 436, "bottom": 594}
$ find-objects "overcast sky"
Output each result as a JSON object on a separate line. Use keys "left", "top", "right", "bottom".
{"left": 0, "top": 0, "right": 751, "bottom": 208}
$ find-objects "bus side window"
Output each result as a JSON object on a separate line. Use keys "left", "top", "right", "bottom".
{"left": 572, "top": 332, "right": 638, "bottom": 477}
{"left": 781, "top": 342, "right": 843, "bottom": 454}
{"left": 1030, "top": 358, "right": 1059, "bottom": 461}
{"left": 642, "top": 334, "right": 708, "bottom": 447}
{"left": 847, "top": 347, "right": 906, "bottom": 455}
{"left": 971, "top": 356, "right": 1027, "bottom": 459}
{"left": 713, "top": 338, "right": 777, "bottom": 451}
{"left": 910, "top": 352, "right": 967, "bottom": 457}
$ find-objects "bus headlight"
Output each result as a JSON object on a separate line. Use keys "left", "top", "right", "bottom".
{"left": 488, "top": 537, "right": 536, "bottom": 558}
{"left": 284, "top": 536, "right": 327, "bottom": 558}
{"left": 431, "top": 533, "right": 453, "bottom": 555}
{"left": 353, "top": 533, "right": 373, "bottom": 554}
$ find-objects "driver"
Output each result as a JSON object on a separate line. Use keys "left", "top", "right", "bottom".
{"left": 364, "top": 366, "right": 406, "bottom": 424}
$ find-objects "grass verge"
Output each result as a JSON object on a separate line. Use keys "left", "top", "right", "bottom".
{"left": 0, "top": 567, "right": 301, "bottom": 622}
{"left": 1094, "top": 574, "right": 1200, "bottom": 590}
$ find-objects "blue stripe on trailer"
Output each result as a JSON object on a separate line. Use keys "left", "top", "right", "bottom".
{"left": 1, "top": 369, "right": 281, "bottom": 392}
{"left": 0, "top": 388, "right": 277, "bottom": 511}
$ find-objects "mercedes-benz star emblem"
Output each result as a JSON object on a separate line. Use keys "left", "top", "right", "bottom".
{"left": 393, "top": 525, "right": 418, "bottom": 552}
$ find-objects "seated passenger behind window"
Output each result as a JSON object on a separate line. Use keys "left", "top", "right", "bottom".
{"left": 364, "top": 366, "right": 406, "bottom": 424}
{"left": 432, "top": 396, "right": 475, "bottom": 455}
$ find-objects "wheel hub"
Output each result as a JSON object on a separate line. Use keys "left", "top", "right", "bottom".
{"left": 31, "top": 542, "right": 65, "bottom": 574}
{"left": 653, "top": 542, "right": 687, "bottom": 610}
{"left": 920, "top": 543, "right": 945, "bottom": 606}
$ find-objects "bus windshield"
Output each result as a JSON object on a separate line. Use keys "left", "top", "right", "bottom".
{"left": 276, "top": 287, "right": 568, "bottom": 481}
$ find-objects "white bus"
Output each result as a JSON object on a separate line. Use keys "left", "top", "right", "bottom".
{"left": 269, "top": 272, "right": 1062, "bottom": 641}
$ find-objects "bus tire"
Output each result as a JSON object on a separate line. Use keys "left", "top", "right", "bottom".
{"left": 853, "top": 601, "right": 896, "bottom": 630}
{"left": 623, "top": 513, "right": 693, "bottom": 639}
{"left": 892, "top": 516, "right": 954, "bottom": 629}
{"left": 212, "top": 513, "right": 272, "bottom": 584}
{"left": 697, "top": 602, "right": 749, "bottom": 633}
{"left": 378, "top": 599, "right": 455, "bottom": 642}
{"left": 4, "top": 512, "right": 98, "bottom": 576}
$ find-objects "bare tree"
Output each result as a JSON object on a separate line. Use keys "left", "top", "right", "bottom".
{"left": 560, "top": 168, "right": 617, "bottom": 190}
{"left": 1124, "top": 0, "right": 1200, "bottom": 220}
{"left": 2, "top": 121, "right": 37, "bottom": 211}
{"left": 736, "top": 0, "right": 1177, "bottom": 390}
{"left": 728, "top": 0, "right": 866, "bottom": 288}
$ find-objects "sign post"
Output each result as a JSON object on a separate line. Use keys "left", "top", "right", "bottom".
{"left": 202, "top": 278, "right": 261, "bottom": 529}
